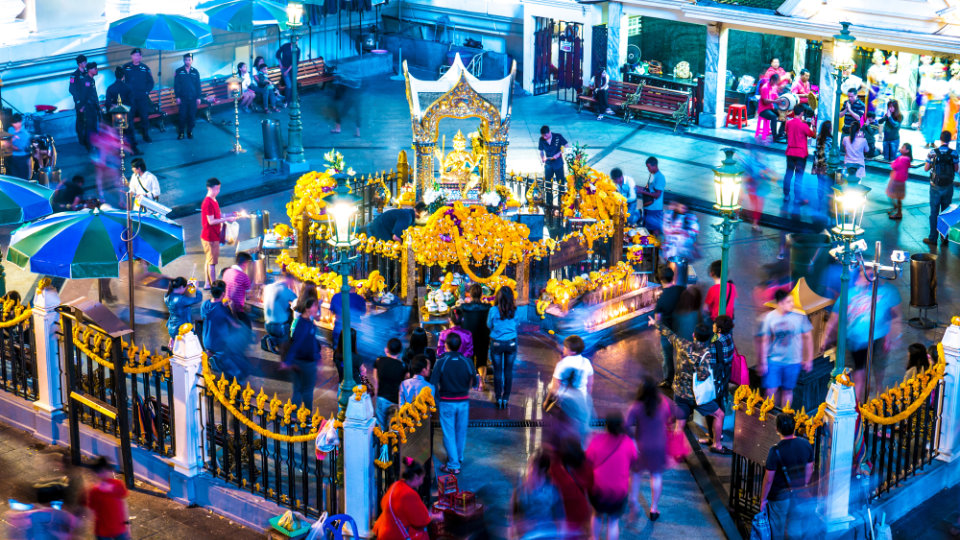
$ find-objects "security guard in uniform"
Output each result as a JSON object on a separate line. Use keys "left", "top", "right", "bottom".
{"left": 77, "top": 62, "right": 101, "bottom": 151}
{"left": 173, "top": 53, "right": 202, "bottom": 139}
{"left": 68, "top": 54, "right": 88, "bottom": 144}
{"left": 105, "top": 66, "right": 141, "bottom": 155}
{"left": 122, "top": 48, "right": 155, "bottom": 143}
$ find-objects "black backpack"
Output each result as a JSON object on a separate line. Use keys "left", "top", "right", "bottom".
{"left": 932, "top": 146, "right": 956, "bottom": 187}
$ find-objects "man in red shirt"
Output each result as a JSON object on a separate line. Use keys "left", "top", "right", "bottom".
{"left": 783, "top": 104, "right": 816, "bottom": 203}
{"left": 201, "top": 177, "right": 237, "bottom": 289}
{"left": 84, "top": 457, "right": 129, "bottom": 540}
{"left": 704, "top": 259, "right": 737, "bottom": 321}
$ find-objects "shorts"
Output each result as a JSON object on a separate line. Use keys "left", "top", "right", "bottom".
{"left": 202, "top": 239, "right": 220, "bottom": 266}
{"left": 764, "top": 362, "right": 802, "bottom": 391}
{"left": 589, "top": 492, "right": 628, "bottom": 517}
{"left": 851, "top": 338, "right": 885, "bottom": 371}
{"left": 675, "top": 396, "right": 719, "bottom": 419}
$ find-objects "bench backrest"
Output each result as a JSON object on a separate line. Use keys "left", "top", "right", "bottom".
{"left": 607, "top": 80, "right": 639, "bottom": 99}
{"left": 638, "top": 86, "right": 689, "bottom": 110}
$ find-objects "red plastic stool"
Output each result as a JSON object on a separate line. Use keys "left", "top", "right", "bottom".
{"left": 725, "top": 104, "right": 748, "bottom": 129}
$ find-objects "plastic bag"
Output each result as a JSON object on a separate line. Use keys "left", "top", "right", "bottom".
{"left": 749, "top": 507, "right": 772, "bottom": 540}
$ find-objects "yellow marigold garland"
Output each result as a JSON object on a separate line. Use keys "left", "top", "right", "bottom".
{"left": 373, "top": 387, "right": 437, "bottom": 469}
{"left": 731, "top": 385, "right": 826, "bottom": 443}
{"left": 858, "top": 344, "right": 946, "bottom": 425}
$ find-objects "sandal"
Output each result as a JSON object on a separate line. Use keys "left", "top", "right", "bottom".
{"left": 440, "top": 464, "right": 460, "bottom": 475}
{"left": 709, "top": 446, "right": 732, "bottom": 455}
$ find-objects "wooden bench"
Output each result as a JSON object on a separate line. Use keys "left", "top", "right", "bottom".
{"left": 576, "top": 80, "right": 639, "bottom": 120}
{"left": 626, "top": 83, "right": 691, "bottom": 132}
{"left": 101, "top": 76, "right": 233, "bottom": 132}
{"left": 266, "top": 58, "right": 334, "bottom": 93}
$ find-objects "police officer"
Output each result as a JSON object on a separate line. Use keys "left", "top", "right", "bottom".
{"left": 68, "top": 54, "right": 88, "bottom": 144}
{"left": 105, "top": 66, "right": 140, "bottom": 155}
{"left": 174, "top": 53, "right": 201, "bottom": 140}
{"left": 122, "top": 48, "right": 155, "bottom": 143}
{"left": 77, "top": 62, "right": 101, "bottom": 151}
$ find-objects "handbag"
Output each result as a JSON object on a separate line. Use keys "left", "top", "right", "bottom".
{"left": 692, "top": 350, "right": 716, "bottom": 405}
{"left": 665, "top": 426, "right": 690, "bottom": 465}
{"left": 730, "top": 347, "right": 749, "bottom": 386}
{"left": 749, "top": 507, "right": 772, "bottom": 540}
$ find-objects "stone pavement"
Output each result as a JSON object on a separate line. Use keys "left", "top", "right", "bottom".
{"left": 5, "top": 70, "right": 960, "bottom": 538}
{"left": 0, "top": 421, "right": 260, "bottom": 540}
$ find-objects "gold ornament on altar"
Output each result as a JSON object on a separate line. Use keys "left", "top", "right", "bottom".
{"left": 673, "top": 61, "right": 691, "bottom": 79}
{"left": 436, "top": 130, "right": 484, "bottom": 196}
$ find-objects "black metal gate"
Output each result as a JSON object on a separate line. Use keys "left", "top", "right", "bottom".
{"left": 556, "top": 21, "right": 583, "bottom": 102}
{"left": 532, "top": 16, "right": 554, "bottom": 96}
{"left": 59, "top": 306, "right": 135, "bottom": 489}
{"left": 591, "top": 24, "right": 608, "bottom": 82}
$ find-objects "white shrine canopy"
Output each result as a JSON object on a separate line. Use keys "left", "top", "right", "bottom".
{"left": 403, "top": 53, "right": 515, "bottom": 121}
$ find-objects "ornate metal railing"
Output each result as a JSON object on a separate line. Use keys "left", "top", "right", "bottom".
{"left": 199, "top": 361, "right": 341, "bottom": 518}
{"left": 0, "top": 296, "right": 37, "bottom": 401}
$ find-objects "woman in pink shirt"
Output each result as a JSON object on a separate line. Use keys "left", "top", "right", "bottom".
{"left": 586, "top": 412, "right": 638, "bottom": 540}
{"left": 886, "top": 142, "right": 913, "bottom": 220}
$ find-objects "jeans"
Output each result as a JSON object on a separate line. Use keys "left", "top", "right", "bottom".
{"left": 783, "top": 156, "right": 807, "bottom": 199}
{"left": 660, "top": 334, "right": 675, "bottom": 383}
{"left": 759, "top": 109, "right": 785, "bottom": 139}
{"left": 290, "top": 359, "right": 317, "bottom": 410}
{"left": 375, "top": 396, "right": 397, "bottom": 427}
{"left": 491, "top": 342, "right": 517, "bottom": 401}
{"left": 594, "top": 89, "right": 609, "bottom": 113}
{"left": 544, "top": 160, "right": 565, "bottom": 184}
{"left": 644, "top": 209, "right": 663, "bottom": 235}
{"left": 930, "top": 184, "right": 955, "bottom": 240}
{"left": 882, "top": 139, "right": 900, "bottom": 161}
{"left": 281, "top": 70, "right": 293, "bottom": 104}
{"left": 438, "top": 400, "right": 469, "bottom": 470}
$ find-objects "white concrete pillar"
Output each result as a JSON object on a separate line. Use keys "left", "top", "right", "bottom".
{"left": 32, "top": 286, "right": 62, "bottom": 414}
{"left": 701, "top": 23, "right": 729, "bottom": 128}
{"left": 0, "top": 2, "right": 28, "bottom": 49}
{"left": 819, "top": 381, "right": 858, "bottom": 532}
{"left": 606, "top": 2, "right": 627, "bottom": 81}
{"left": 344, "top": 390, "right": 376, "bottom": 536}
{"left": 170, "top": 330, "right": 204, "bottom": 477}
{"left": 938, "top": 320, "right": 960, "bottom": 462}
{"left": 819, "top": 40, "right": 837, "bottom": 125}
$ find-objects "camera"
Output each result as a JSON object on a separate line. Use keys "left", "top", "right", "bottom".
{"left": 135, "top": 195, "right": 172, "bottom": 217}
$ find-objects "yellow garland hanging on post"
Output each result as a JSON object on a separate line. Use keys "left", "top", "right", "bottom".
{"left": 858, "top": 345, "right": 946, "bottom": 425}
{"left": 372, "top": 387, "right": 437, "bottom": 469}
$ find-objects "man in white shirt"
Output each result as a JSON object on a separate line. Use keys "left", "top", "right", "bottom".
{"left": 611, "top": 167, "right": 638, "bottom": 226}
{"left": 129, "top": 158, "right": 161, "bottom": 203}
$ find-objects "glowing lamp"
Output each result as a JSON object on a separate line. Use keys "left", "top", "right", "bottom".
{"left": 328, "top": 173, "right": 360, "bottom": 249}
{"left": 832, "top": 22, "right": 856, "bottom": 71}
{"left": 832, "top": 182, "right": 870, "bottom": 238}
{"left": 226, "top": 76, "right": 242, "bottom": 99}
{"left": 713, "top": 148, "right": 743, "bottom": 214}
{"left": 286, "top": 1, "right": 304, "bottom": 27}
{"left": 109, "top": 100, "right": 130, "bottom": 130}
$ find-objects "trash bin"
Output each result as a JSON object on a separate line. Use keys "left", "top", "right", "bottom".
{"left": 910, "top": 253, "right": 937, "bottom": 308}
{"left": 261, "top": 119, "right": 282, "bottom": 161}
{"left": 787, "top": 232, "right": 834, "bottom": 297}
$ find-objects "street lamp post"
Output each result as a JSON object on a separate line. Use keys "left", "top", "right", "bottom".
{"left": 226, "top": 77, "right": 244, "bottom": 154}
{"left": 110, "top": 98, "right": 137, "bottom": 334}
{"left": 827, "top": 22, "right": 857, "bottom": 183}
{"left": 284, "top": 1, "right": 310, "bottom": 174}
{"left": 712, "top": 148, "right": 743, "bottom": 318}
{"left": 328, "top": 173, "right": 361, "bottom": 411}
{"left": 830, "top": 182, "right": 869, "bottom": 377}
{"left": 857, "top": 242, "right": 906, "bottom": 401}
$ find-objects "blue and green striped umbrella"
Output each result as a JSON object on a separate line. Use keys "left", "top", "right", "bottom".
{"left": 107, "top": 13, "right": 213, "bottom": 50}
{"left": 7, "top": 208, "right": 185, "bottom": 279}
{"left": 0, "top": 175, "right": 54, "bottom": 226}
{"left": 202, "top": 0, "right": 289, "bottom": 32}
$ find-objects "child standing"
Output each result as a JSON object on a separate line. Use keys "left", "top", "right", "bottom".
{"left": 886, "top": 143, "right": 912, "bottom": 220}
{"left": 84, "top": 457, "right": 130, "bottom": 540}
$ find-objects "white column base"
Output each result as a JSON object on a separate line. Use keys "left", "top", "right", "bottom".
{"left": 344, "top": 392, "right": 376, "bottom": 537}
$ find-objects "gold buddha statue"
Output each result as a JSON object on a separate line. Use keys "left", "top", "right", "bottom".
{"left": 436, "top": 130, "right": 483, "bottom": 196}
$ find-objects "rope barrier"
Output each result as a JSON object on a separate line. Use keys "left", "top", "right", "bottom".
{"left": 200, "top": 352, "right": 330, "bottom": 443}
{"left": 858, "top": 343, "right": 946, "bottom": 425}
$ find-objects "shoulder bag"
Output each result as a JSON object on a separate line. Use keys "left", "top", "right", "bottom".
{"left": 693, "top": 349, "right": 716, "bottom": 405}
{"left": 386, "top": 484, "right": 429, "bottom": 540}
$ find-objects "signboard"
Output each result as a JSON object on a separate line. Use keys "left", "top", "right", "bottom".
{"left": 732, "top": 408, "right": 782, "bottom": 465}
{"left": 559, "top": 39, "right": 573, "bottom": 53}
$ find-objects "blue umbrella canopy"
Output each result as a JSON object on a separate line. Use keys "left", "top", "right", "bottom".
{"left": 7, "top": 208, "right": 185, "bottom": 279}
{"left": 107, "top": 13, "right": 213, "bottom": 50}
{"left": 202, "top": 0, "right": 289, "bottom": 32}
{"left": 0, "top": 175, "right": 54, "bottom": 226}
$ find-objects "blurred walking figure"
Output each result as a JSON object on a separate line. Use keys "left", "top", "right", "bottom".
{"left": 331, "top": 76, "right": 362, "bottom": 137}
{"left": 661, "top": 202, "right": 698, "bottom": 264}
{"left": 202, "top": 280, "right": 250, "bottom": 383}
{"left": 704, "top": 259, "right": 737, "bottom": 321}
{"left": 823, "top": 269, "right": 902, "bottom": 402}
{"left": 85, "top": 456, "right": 130, "bottom": 540}
{"left": 905, "top": 343, "right": 931, "bottom": 380}
{"left": 510, "top": 450, "right": 565, "bottom": 540}
{"left": 548, "top": 335, "right": 595, "bottom": 445}
{"left": 758, "top": 290, "right": 813, "bottom": 405}
{"left": 760, "top": 413, "right": 818, "bottom": 540}
{"left": 673, "top": 285, "right": 703, "bottom": 342}
{"left": 285, "top": 297, "right": 322, "bottom": 410}
{"left": 164, "top": 276, "right": 201, "bottom": 345}
{"left": 886, "top": 142, "right": 912, "bottom": 220}
{"left": 741, "top": 148, "right": 775, "bottom": 231}
{"left": 460, "top": 283, "right": 492, "bottom": 382}
{"left": 653, "top": 265, "right": 684, "bottom": 387}
{"left": 626, "top": 377, "right": 674, "bottom": 521}
{"left": 586, "top": 412, "right": 638, "bottom": 540}
{"left": 548, "top": 439, "right": 594, "bottom": 539}
{"left": 89, "top": 122, "right": 128, "bottom": 205}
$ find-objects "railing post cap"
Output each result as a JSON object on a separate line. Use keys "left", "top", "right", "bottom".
{"left": 344, "top": 390, "right": 374, "bottom": 425}
{"left": 825, "top": 380, "right": 858, "bottom": 414}
{"left": 943, "top": 323, "right": 960, "bottom": 355}
{"left": 172, "top": 331, "right": 203, "bottom": 360}
{"left": 32, "top": 288, "right": 60, "bottom": 311}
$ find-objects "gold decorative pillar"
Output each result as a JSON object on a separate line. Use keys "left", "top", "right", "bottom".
{"left": 611, "top": 212, "right": 624, "bottom": 264}
{"left": 396, "top": 150, "right": 410, "bottom": 184}
{"left": 485, "top": 141, "right": 509, "bottom": 191}
{"left": 413, "top": 142, "right": 435, "bottom": 199}
{"left": 515, "top": 259, "right": 529, "bottom": 307}
{"left": 297, "top": 218, "right": 309, "bottom": 263}
{"left": 401, "top": 243, "right": 417, "bottom": 306}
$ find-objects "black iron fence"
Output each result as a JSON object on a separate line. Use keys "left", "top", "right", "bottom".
{"left": 0, "top": 302, "right": 37, "bottom": 401}
{"left": 861, "top": 378, "right": 944, "bottom": 499}
{"left": 60, "top": 314, "right": 175, "bottom": 457}
{"left": 200, "top": 376, "right": 341, "bottom": 518}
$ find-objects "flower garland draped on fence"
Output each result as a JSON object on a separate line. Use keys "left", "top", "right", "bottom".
{"left": 858, "top": 343, "right": 946, "bottom": 425}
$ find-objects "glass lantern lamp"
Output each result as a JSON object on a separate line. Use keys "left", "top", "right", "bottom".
{"left": 713, "top": 148, "right": 743, "bottom": 214}
{"left": 109, "top": 101, "right": 130, "bottom": 130}
{"left": 226, "top": 76, "right": 241, "bottom": 100}
{"left": 286, "top": 1, "right": 304, "bottom": 28}
{"left": 328, "top": 173, "right": 361, "bottom": 249}
{"left": 832, "top": 182, "right": 870, "bottom": 239}
{"left": 832, "top": 22, "right": 856, "bottom": 72}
